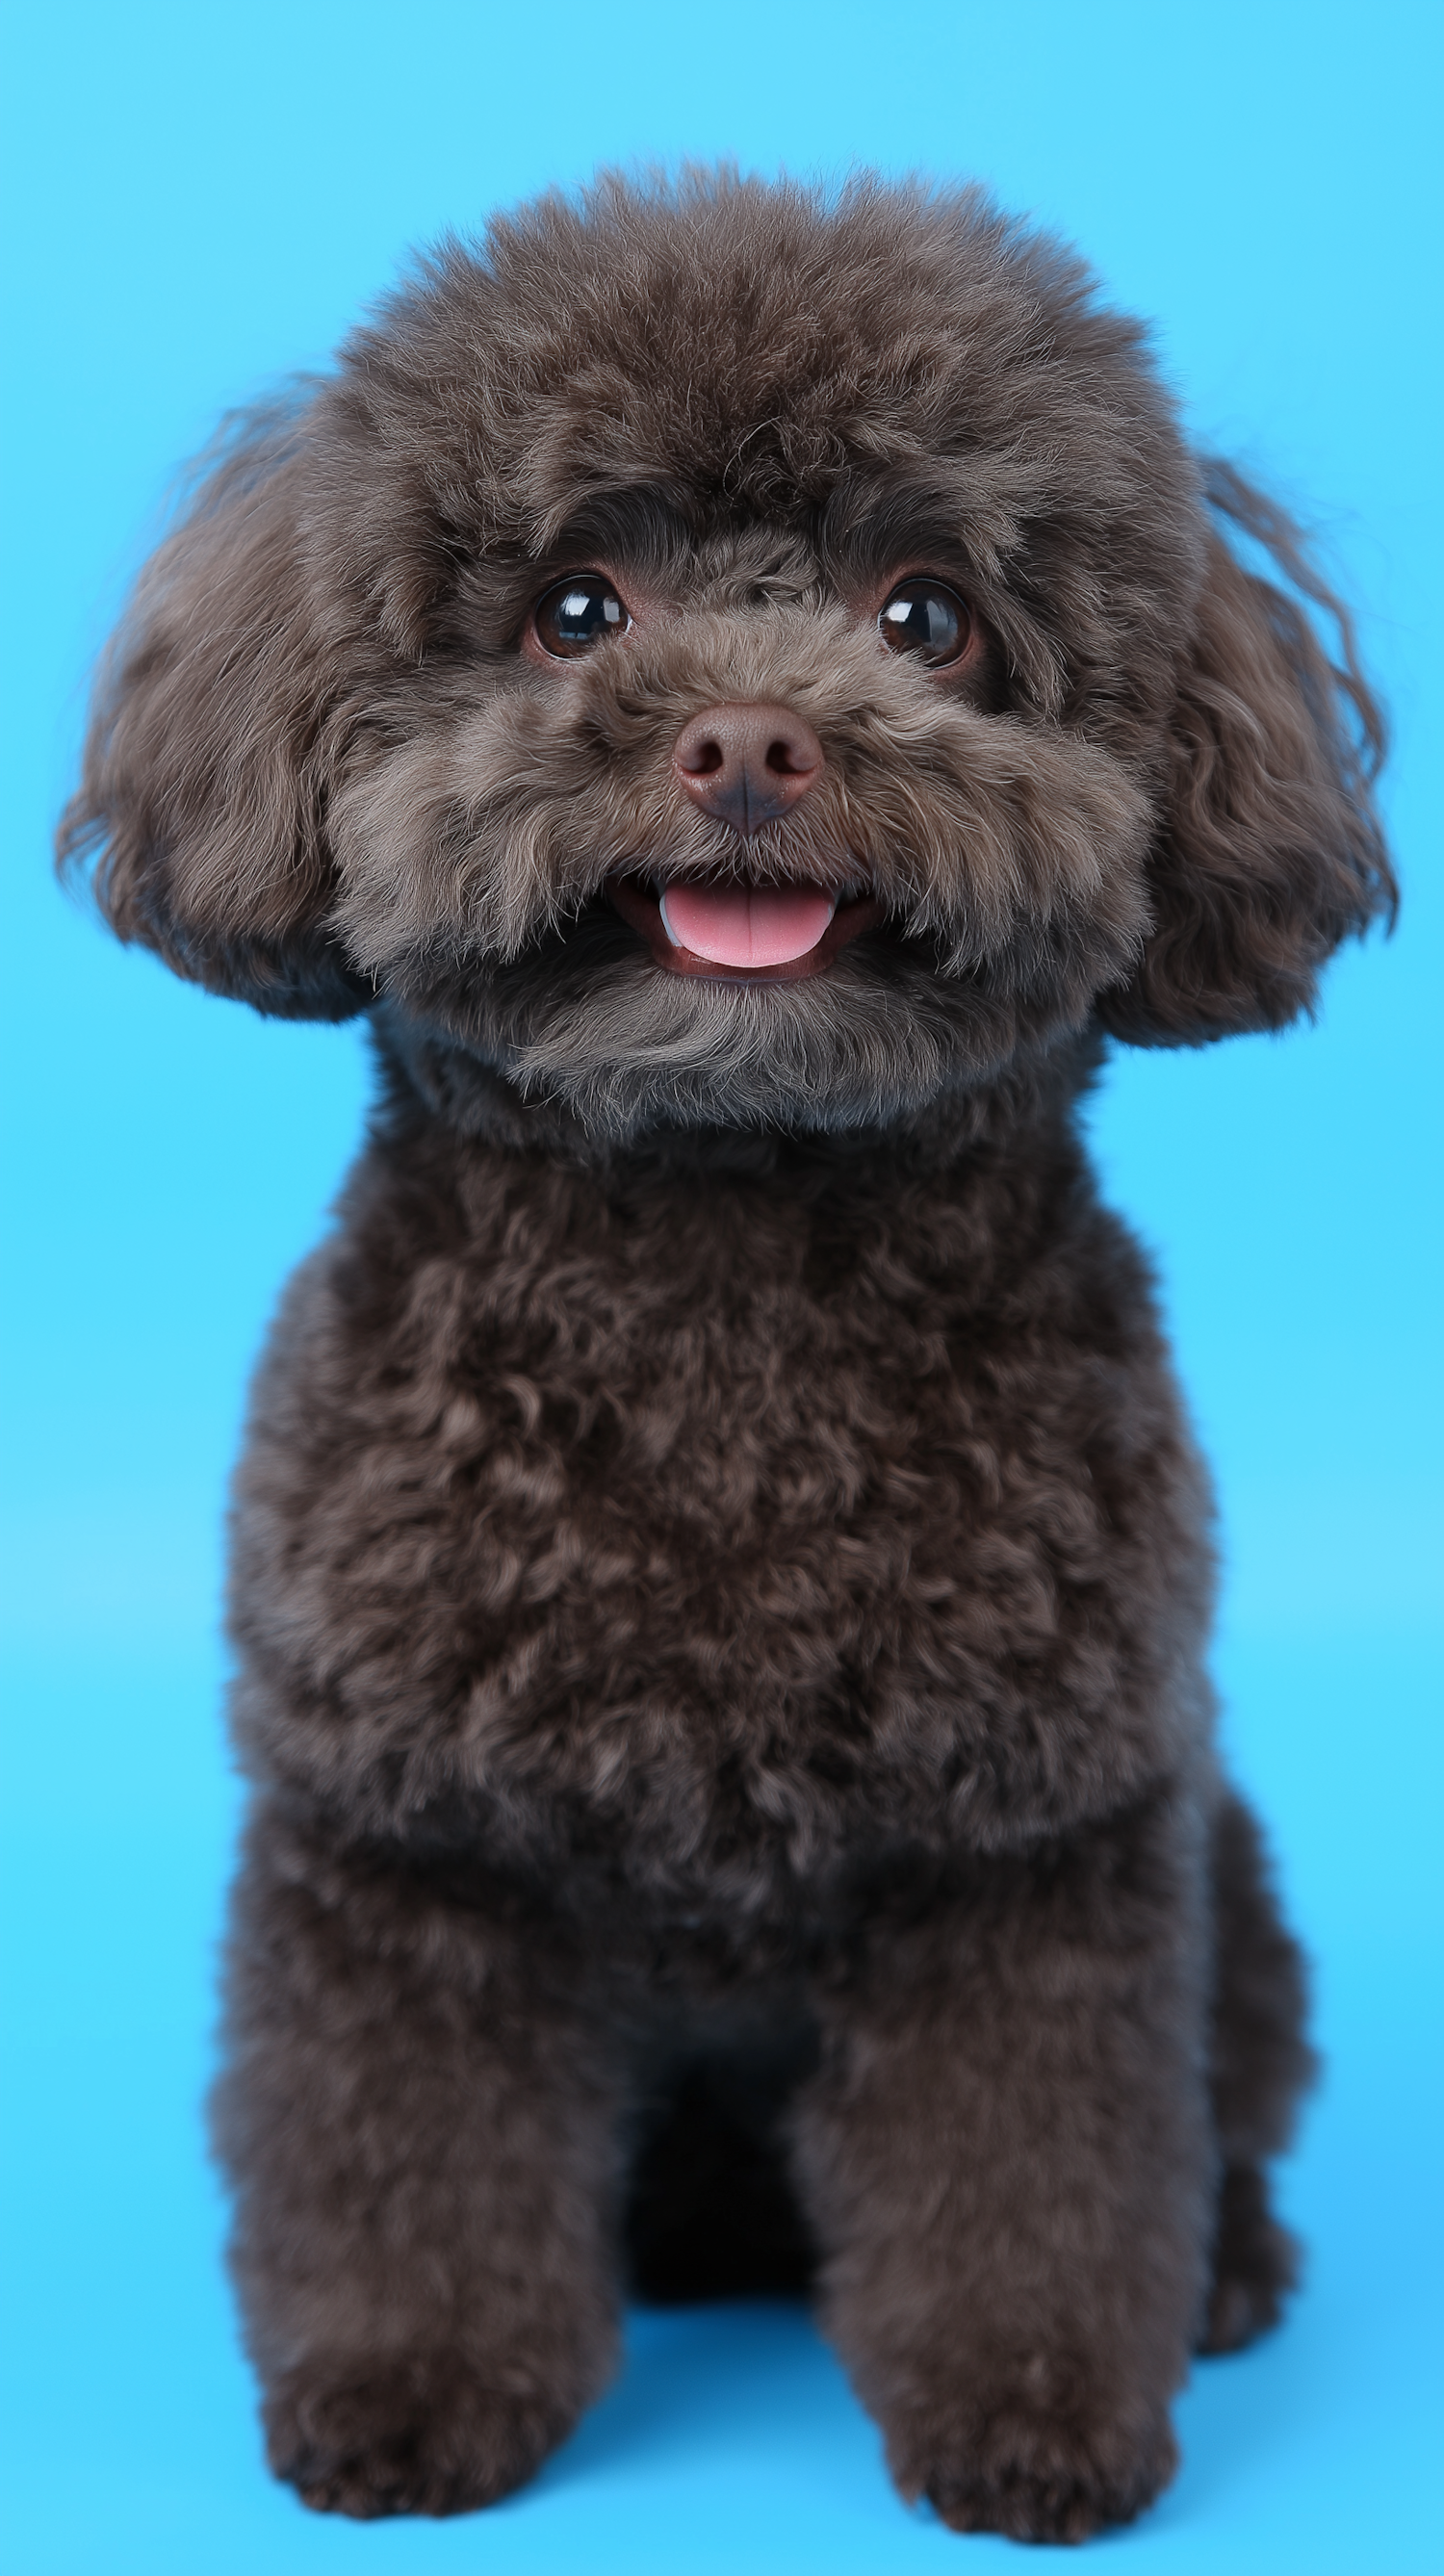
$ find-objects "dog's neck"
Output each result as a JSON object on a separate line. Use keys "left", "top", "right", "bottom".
{"left": 368, "top": 1006, "right": 1104, "bottom": 1194}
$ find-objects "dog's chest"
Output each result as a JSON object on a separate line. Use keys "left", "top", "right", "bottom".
{"left": 239, "top": 1140, "right": 1191, "bottom": 1881}
{"left": 378, "top": 1169, "right": 1009, "bottom": 1713}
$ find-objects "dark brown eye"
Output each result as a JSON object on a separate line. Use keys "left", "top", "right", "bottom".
{"left": 877, "top": 578, "right": 971, "bottom": 667}
{"left": 533, "top": 574, "right": 631, "bottom": 657}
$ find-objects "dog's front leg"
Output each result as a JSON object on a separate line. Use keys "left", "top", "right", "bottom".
{"left": 793, "top": 1791, "right": 1212, "bottom": 2543}
{"left": 212, "top": 1798, "right": 620, "bottom": 2519}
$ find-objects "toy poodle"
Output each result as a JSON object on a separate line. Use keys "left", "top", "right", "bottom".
{"left": 60, "top": 171, "right": 1392, "bottom": 2541}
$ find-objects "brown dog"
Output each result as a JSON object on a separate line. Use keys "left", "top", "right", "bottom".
{"left": 60, "top": 172, "right": 1392, "bottom": 2542}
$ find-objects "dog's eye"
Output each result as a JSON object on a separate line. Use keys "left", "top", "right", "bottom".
{"left": 877, "top": 579, "right": 971, "bottom": 667}
{"left": 533, "top": 575, "right": 632, "bottom": 657}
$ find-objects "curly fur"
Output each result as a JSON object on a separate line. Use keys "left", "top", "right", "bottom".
{"left": 60, "top": 168, "right": 1388, "bottom": 2541}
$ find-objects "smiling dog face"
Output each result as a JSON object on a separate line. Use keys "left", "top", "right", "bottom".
{"left": 61, "top": 172, "right": 1391, "bottom": 1141}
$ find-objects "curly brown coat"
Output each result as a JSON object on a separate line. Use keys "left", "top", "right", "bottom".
{"left": 60, "top": 170, "right": 1389, "bottom": 2541}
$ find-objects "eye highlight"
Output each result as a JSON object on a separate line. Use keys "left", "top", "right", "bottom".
{"left": 877, "top": 578, "right": 971, "bottom": 668}
{"left": 533, "top": 575, "right": 631, "bottom": 657}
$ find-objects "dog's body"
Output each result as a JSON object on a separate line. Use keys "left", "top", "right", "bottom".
{"left": 63, "top": 175, "right": 1389, "bottom": 2540}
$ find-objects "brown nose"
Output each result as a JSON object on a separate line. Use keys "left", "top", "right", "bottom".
{"left": 672, "top": 702, "right": 824, "bottom": 837}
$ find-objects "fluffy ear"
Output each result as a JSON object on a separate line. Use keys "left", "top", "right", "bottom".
{"left": 1098, "top": 462, "right": 1395, "bottom": 1045}
{"left": 57, "top": 404, "right": 373, "bottom": 1018}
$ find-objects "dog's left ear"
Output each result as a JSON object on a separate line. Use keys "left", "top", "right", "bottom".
{"left": 1098, "top": 463, "right": 1395, "bottom": 1045}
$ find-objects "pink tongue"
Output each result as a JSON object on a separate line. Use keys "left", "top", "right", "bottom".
{"left": 658, "top": 882, "right": 837, "bottom": 967}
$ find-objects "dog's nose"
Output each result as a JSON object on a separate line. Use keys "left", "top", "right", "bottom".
{"left": 672, "top": 703, "right": 824, "bottom": 837}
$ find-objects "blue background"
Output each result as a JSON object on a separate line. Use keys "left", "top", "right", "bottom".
{"left": 2, "top": 3, "right": 1439, "bottom": 2567}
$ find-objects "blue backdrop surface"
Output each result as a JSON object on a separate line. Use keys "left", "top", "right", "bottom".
{"left": 2, "top": 3, "right": 1440, "bottom": 2568}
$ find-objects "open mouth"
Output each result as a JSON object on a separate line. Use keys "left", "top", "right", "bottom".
{"left": 607, "top": 875, "right": 886, "bottom": 981}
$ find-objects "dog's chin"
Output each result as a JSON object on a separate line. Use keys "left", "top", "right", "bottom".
{"left": 381, "top": 904, "right": 1062, "bottom": 1147}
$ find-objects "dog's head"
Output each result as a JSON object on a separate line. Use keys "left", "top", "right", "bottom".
{"left": 61, "top": 173, "right": 1392, "bottom": 1140}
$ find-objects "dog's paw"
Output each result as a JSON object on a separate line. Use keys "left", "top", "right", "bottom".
{"left": 891, "top": 2393, "right": 1178, "bottom": 2544}
{"left": 263, "top": 2355, "right": 572, "bottom": 2518}
{"left": 1196, "top": 2161, "right": 1301, "bottom": 2356}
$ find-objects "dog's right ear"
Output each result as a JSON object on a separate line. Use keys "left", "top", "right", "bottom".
{"left": 57, "top": 405, "right": 372, "bottom": 1018}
